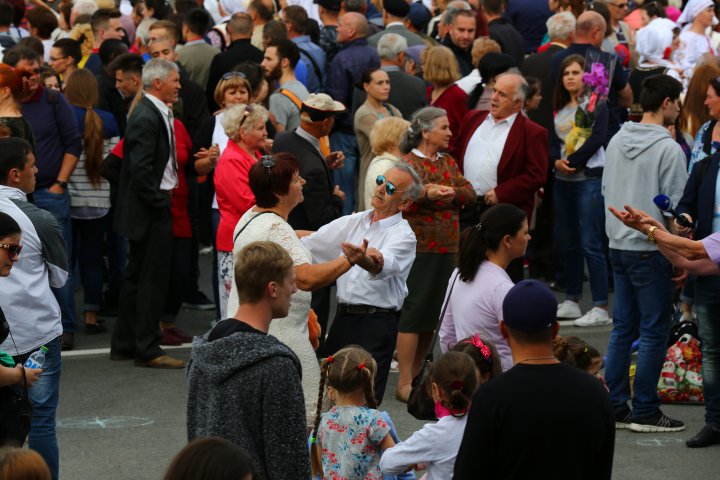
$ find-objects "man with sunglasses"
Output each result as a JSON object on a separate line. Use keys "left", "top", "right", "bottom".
{"left": 0, "top": 138, "right": 68, "bottom": 480}
{"left": 301, "top": 163, "right": 423, "bottom": 403}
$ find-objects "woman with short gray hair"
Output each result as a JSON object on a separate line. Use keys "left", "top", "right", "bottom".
{"left": 214, "top": 103, "right": 270, "bottom": 318}
{"left": 394, "top": 106, "right": 477, "bottom": 402}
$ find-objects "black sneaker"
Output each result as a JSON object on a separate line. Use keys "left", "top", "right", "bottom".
{"left": 615, "top": 405, "right": 631, "bottom": 430}
{"left": 182, "top": 290, "right": 215, "bottom": 311}
{"left": 629, "top": 410, "right": 685, "bottom": 433}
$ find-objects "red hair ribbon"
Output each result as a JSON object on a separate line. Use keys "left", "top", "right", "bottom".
{"left": 327, "top": 355, "right": 333, "bottom": 363}
{"left": 451, "top": 380, "right": 464, "bottom": 390}
{"left": 471, "top": 333, "right": 492, "bottom": 363}
{"left": 357, "top": 362, "right": 366, "bottom": 370}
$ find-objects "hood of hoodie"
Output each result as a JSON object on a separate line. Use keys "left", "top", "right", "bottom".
{"left": 189, "top": 329, "right": 301, "bottom": 386}
{"left": 0, "top": 185, "right": 27, "bottom": 201}
{"left": 615, "top": 122, "right": 673, "bottom": 160}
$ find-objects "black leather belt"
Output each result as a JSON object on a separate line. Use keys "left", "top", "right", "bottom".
{"left": 337, "top": 303, "right": 397, "bottom": 315}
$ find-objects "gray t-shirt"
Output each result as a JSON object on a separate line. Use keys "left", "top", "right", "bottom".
{"left": 269, "top": 80, "right": 309, "bottom": 132}
{"left": 554, "top": 104, "right": 589, "bottom": 182}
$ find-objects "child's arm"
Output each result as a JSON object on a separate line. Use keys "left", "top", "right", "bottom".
{"left": 379, "top": 426, "right": 436, "bottom": 474}
{"left": 379, "top": 433, "right": 396, "bottom": 451}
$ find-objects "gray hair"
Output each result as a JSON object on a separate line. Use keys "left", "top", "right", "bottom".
{"left": 72, "top": 0, "right": 98, "bottom": 17}
{"left": 222, "top": 103, "right": 269, "bottom": 141}
{"left": 377, "top": 33, "right": 408, "bottom": 60}
{"left": 394, "top": 162, "right": 424, "bottom": 201}
{"left": 546, "top": 12, "right": 576, "bottom": 41}
{"left": 141, "top": 58, "right": 179, "bottom": 90}
{"left": 497, "top": 71, "right": 529, "bottom": 102}
{"left": 400, "top": 106, "right": 447, "bottom": 154}
{"left": 442, "top": 1, "right": 472, "bottom": 25}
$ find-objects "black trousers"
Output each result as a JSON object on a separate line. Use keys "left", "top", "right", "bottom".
{"left": 111, "top": 215, "right": 173, "bottom": 361}
{"left": 164, "top": 237, "right": 193, "bottom": 320}
{"left": 311, "top": 286, "right": 332, "bottom": 353}
{"left": 321, "top": 310, "right": 399, "bottom": 405}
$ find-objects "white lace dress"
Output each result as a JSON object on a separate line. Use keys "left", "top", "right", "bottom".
{"left": 226, "top": 209, "right": 320, "bottom": 425}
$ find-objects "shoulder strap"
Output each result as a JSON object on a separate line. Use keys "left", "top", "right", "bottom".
{"left": 278, "top": 88, "right": 303, "bottom": 111}
{"left": 424, "top": 271, "right": 460, "bottom": 361}
{"left": 232, "top": 211, "right": 272, "bottom": 243}
{"left": 703, "top": 120, "right": 717, "bottom": 157}
{"left": 297, "top": 46, "right": 323, "bottom": 85}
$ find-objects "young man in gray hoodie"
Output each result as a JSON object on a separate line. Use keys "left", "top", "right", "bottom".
{"left": 186, "top": 241, "right": 309, "bottom": 479}
{"left": 602, "top": 74, "right": 688, "bottom": 434}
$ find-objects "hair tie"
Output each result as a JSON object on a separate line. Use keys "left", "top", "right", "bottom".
{"left": 451, "top": 380, "right": 464, "bottom": 391}
{"left": 327, "top": 355, "right": 333, "bottom": 363}
{"left": 310, "top": 436, "right": 317, "bottom": 444}
{"left": 470, "top": 333, "right": 492, "bottom": 364}
{"left": 474, "top": 222, "right": 483, "bottom": 232}
{"left": 357, "top": 362, "right": 366, "bottom": 370}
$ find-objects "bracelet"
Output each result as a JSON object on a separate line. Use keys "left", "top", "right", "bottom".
{"left": 647, "top": 225, "right": 657, "bottom": 244}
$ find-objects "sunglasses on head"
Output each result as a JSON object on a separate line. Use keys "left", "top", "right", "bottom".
{"left": 238, "top": 104, "right": 255, "bottom": 128}
{"left": 261, "top": 155, "right": 275, "bottom": 176}
{"left": 0, "top": 243, "right": 22, "bottom": 257}
{"left": 222, "top": 71, "right": 247, "bottom": 81}
{"left": 375, "top": 175, "right": 406, "bottom": 196}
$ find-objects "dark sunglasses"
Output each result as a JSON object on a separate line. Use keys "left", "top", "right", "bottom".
{"left": 0, "top": 243, "right": 22, "bottom": 257}
{"left": 222, "top": 71, "right": 247, "bottom": 81}
{"left": 261, "top": 155, "right": 275, "bottom": 176}
{"left": 375, "top": 175, "right": 406, "bottom": 196}
{"left": 239, "top": 104, "right": 255, "bottom": 129}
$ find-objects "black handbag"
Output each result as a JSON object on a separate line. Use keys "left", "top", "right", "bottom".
{"left": 0, "top": 308, "right": 33, "bottom": 447}
{"left": 407, "top": 272, "right": 459, "bottom": 421}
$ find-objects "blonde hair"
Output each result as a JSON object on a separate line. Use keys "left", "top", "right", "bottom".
{"left": 370, "top": 116, "right": 410, "bottom": 155}
{"left": 680, "top": 63, "right": 720, "bottom": 139}
{"left": 222, "top": 103, "right": 269, "bottom": 141}
{"left": 69, "top": 23, "right": 94, "bottom": 58}
{"left": 213, "top": 74, "right": 253, "bottom": 108}
{"left": 471, "top": 37, "right": 501, "bottom": 68}
{"left": 233, "top": 241, "right": 294, "bottom": 303}
{"left": 423, "top": 46, "right": 461, "bottom": 87}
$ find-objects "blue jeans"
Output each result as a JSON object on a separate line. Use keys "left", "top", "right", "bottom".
{"left": 27, "top": 336, "right": 61, "bottom": 480}
{"left": 33, "top": 188, "right": 77, "bottom": 334}
{"left": 553, "top": 178, "right": 609, "bottom": 306}
{"left": 605, "top": 249, "right": 674, "bottom": 418}
{"left": 694, "top": 275, "right": 720, "bottom": 428}
{"left": 330, "top": 131, "right": 358, "bottom": 215}
{"left": 71, "top": 216, "right": 108, "bottom": 311}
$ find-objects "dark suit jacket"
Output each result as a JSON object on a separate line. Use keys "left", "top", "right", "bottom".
{"left": 96, "top": 69, "right": 129, "bottom": 136}
{"left": 352, "top": 66, "right": 428, "bottom": 120}
{"left": 272, "top": 130, "right": 343, "bottom": 230}
{"left": 678, "top": 154, "right": 719, "bottom": 241}
{"left": 177, "top": 67, "right": 209, "bottom": 139}
{"left": 206, "top": 39, "right": 264, "bottom": 111}
{"left": 488, "top": 18, "right": 526, "bottom": 68}
{"left": 454, "top": 110, "right": 548, "bottom": 220}
{"left": 114, "top": 96, "right": 171, "bottom": 241}
{"left": 521, "top": 44, "right": 564, "bottom": 132}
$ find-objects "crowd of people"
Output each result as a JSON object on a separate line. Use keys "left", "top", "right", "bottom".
{"left": 1, "top": 0, "right": 720, "bottom": 478}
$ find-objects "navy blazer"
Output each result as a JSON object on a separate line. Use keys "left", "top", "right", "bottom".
{"left": 677, "top": 153, "right": 720, "bottom": 241}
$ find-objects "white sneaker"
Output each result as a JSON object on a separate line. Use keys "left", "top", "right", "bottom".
{"left": 574, "top": 307, "right": 612, "bottom": 327}
{"left": 557, "top": 300, "right": 582, "bottom": 319}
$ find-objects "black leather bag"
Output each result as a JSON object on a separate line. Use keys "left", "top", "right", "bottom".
{"left": 407, "top": 272, "right": 459, "bottom": 421}
{"left": 0, "top": 307, "right": 33, "bottom": 447}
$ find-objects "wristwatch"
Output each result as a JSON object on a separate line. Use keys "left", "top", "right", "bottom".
{"left": 647, "top": 226, "right": 657, "bottom": 244}
{"left": 54, "top": 180, "right": 68, "bottom": 189}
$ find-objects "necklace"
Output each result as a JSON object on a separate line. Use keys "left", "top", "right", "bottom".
{"left": 517, "top": 356, "right": 558, "bottom": 364}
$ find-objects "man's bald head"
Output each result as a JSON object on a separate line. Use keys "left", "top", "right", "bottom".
{"left": 575, "top": 11, "right": 606, "bottom": 47}
{"left": 337, "top": 12, "right": 368, "bottom": 42}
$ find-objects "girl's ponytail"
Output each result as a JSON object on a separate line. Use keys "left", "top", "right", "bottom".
{"left": 359, "top": 363, "right": 377, "bottom": 409}
{"left": 311, "top": 356, "right": 331, "bottom": 477}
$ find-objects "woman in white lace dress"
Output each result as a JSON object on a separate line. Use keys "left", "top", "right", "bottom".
{"left": 226, "top": 153, "right": 355, "bottom": 425}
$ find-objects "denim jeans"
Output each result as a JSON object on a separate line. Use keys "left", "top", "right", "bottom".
{"left": 71, "top": 215, "right": 108, "bottom": 311}
{"left": 553, "top": 178, "right": 609, "bottom": 306}
{"left": 694, "top": 275, "right": 720, "bottom": 428}
{"left": 330, "top": 131, "right": 359, "bottom": 215}
{"left": 605, "top": 249, "right": 674, "bottom": 418}
{"left": 33, "top": 188, "right": 77, "bottom": 334}
{"left": 18, "top": 336, "right": 62, "bottom": 480}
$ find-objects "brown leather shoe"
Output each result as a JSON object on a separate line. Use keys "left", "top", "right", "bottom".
{"left": 134, "top": 355, "right": 185, "bottom": 369}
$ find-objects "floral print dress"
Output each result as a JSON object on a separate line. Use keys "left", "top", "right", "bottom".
{"left": 317, "top": 405, "right": 391, "bottom": 480}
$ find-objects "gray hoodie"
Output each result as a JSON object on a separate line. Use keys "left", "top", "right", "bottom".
{"left": 602, "top": 122, "right": 689, "bottom": 251}
{"left": 186, "top": 325, "right": 310, "bottom": 480}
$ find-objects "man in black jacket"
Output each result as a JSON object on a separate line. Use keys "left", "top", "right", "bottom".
{"left": 441, "top": 8, "right": 475, "bottom": 76}
{"left": 273, "top": 93, "right": 345, "bottom": 349}
{"left": 484, "top": 0, "right": 526, "bottom": 68}
{"left": 111, "top": 59, "right": 184, "bottom": 369}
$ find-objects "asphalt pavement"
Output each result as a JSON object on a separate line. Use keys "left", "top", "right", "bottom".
{"left": 54, "top": 255, "right": 718, "bottom": 479}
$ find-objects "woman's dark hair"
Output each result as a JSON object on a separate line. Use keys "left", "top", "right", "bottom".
{"left": 53, "top": 38, "right": 83, "bottom": 66}
{"left": 163, "top": 437, "right": 257, "bottom": 480}
{"left": 642, "top": 0, "right": 667, "bottom": 18}
{"left": 235, "top": 61, "right": 264, "bottom": 93}
{"left": 468, "top": 52, "right": 516, "bottom": 108}
{"left": 0, "top": 212, "right": 21, "bottom": 238}
{"left": 525, "top": 76, "right": 541, "bottom": 100}
{"left": 145, "top": 0, "right": 172, "bottom": 20}
{"left": 307, "top": 18, "right": 320, "bottom": 44}
{"left": 553, "top": 54, "right": 584, "bottom": 111}
{"left": 248, "top": 152, "right": 299, "bottom": 208}
{"left": 553, "top": 335, "right": 601, "bottom": 372}
{"left": 451, "top": 335, "right": 503, "bottom": 380}
{"left": 426, "top": 351, "right": 477, "bottom": 416}
{"left": 359, "top": 67, "right": 382, "bottom": 89}
{"left": 457, "top": 204, "right": 526, "bottom": 282}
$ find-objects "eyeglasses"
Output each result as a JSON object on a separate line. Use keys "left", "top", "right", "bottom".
{"left": 375, "top": 175, "right": 406, "bottom": 196}
{"left": 261, "top": 155, "right": 275, "bottom": 176}
{"left": 222, "top": 71, "right": 247, "bottom": 81}
{"left": 238, "top": 104, "right": 255, "bottom": 129}
{"left": 0, "top": 243, "right": 22, "bottom": 257}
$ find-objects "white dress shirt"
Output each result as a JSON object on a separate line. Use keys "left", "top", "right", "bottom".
{"left": 463, "top": 112, "right": 518, "bottom": 196}
{"left": 301, "top": 210, "right": 417, "bottom": 310}
{"left": 145, "top": 93, "right": 178, "bottom": 191}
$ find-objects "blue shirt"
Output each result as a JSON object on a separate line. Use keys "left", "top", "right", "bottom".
{"left": 293, "top": 35, "right": 326, "bottom": 93}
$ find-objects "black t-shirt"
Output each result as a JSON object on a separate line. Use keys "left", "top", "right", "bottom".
{"left": 454, "top": 363, "right": 615, "bottom": 480}
{"left": 208, "top": 318, "right": 266, "bottom": 342}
